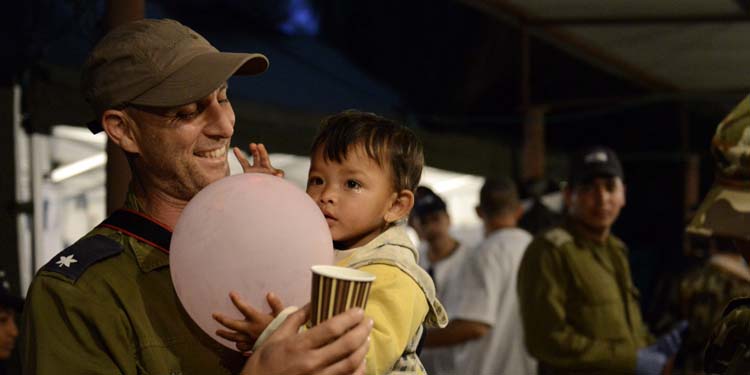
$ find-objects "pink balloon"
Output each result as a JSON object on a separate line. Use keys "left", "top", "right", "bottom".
{"left": 170, "top": 173, "right": 334, "bottom": 350}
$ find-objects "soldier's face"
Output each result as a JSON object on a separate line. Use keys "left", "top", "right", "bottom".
{"left": 566, "top": 177, "right": 626, "bottom": 232}
{"left": 0, "top": 308, "right": 18, "bottom": 360}
{"left": 124, "top": 84, "right": 235, "bottom": 201}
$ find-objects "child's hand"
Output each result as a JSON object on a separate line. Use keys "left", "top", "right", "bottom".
{"left": 213, "top": 292, "right": 286, "bottom": 352}
{"left": 233, "top": 143, "right": 285, "bottom": 177}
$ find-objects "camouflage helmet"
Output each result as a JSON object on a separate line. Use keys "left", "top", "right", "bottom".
{"left": 686, "top": 94, "right": 750, "bottom": 241}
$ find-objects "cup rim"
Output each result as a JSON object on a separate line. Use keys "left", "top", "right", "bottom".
{"left": 311, "top": 265, "right": 376, "bottom": 282}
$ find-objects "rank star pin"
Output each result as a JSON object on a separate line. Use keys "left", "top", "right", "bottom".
{"left": 56, "top": 254, "right": 78, "bottom": 268}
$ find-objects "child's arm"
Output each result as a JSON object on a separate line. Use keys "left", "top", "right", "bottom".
{"left": 212, "top": 292, "right": 284, "bottom": 352}
{"left": 357, "top": 264, "right": 429, "bottom": 375}
{"left": 233, "top": 142, "right": 284, "bottom": 177}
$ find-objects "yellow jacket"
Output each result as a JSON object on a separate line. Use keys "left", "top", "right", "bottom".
{"left": 337, "top": 225, "right": 448, "bottom": 375}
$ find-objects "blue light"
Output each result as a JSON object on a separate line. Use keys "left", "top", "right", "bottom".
{"left": 279, "top": 0, "right": 319, "bottom": 36}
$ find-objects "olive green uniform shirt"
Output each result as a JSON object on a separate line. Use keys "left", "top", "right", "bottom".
{"left": 517, "top": 220, "right": 654, "bottom": 374}
{"left": 22, "top": 200, "right": 244, "bottom": 375}
{"left": 657, "top": 256, "right": 750, "bottom": 373}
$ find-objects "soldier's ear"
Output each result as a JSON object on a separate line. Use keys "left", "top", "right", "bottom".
{"left": 102, "top": 109, "right": 140, "bottom": 154}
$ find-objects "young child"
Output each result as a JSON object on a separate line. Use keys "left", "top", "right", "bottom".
{"left": 216, "top": 110, "right": 448, "bottom": 375}
{"left": 305, "top": 110, "right": 447, "bottom": 374}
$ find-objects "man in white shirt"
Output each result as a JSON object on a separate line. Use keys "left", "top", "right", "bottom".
{"left": 410, "top": 187, "right": 471, "bottom": 375}
{"left": 424, "top": 178, "right": 537, "bottom": 375}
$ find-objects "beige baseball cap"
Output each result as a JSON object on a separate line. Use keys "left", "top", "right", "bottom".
{"left": 82, "top": 18, "right": 269, "bottom": 133}
{"left": 686, "top": 94, "right": 750, "bottom": 241}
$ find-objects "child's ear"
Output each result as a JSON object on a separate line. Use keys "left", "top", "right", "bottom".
{"left": 102, "top": 109, "right": 140, "bottom": 154}
{"left": 384, "top": 189, "right": 415, "bottom": 224}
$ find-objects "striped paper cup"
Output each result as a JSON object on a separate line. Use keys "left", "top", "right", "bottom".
{"left": 310, "top": 265, "right": 376, "bottom": 326}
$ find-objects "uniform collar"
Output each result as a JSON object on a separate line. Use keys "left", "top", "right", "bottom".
{"left": 124, "top": 191, "right": 171, "bottom": 272}
{"left": 563, "top": 217, "right": 626, "bottom": 252}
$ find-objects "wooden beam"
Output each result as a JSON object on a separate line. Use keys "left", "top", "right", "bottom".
{"left": 520, "top": 26, "right": 531, "bottom": 109}
{"left": 521, "top": 108, "right": 545, "bottom": 181}
{"left": 459, "top": 0, "right": 678, "bottom": 92}
{"left": 528, "top": 14, "right": 750, "bottom": 26}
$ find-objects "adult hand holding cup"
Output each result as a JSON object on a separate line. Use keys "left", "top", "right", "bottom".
{"left": 310, "top": 265, "right": 376, "bottom": 326}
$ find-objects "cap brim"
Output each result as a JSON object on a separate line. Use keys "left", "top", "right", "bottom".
{"left": 687, "top": 184, "right": 750, "bottom": 241}
{"left": 130, "top": 52, "right": 268, "bottom": 108}
{"left": 86, "top": 52, "right": 268, "bottom": 134}
{"left": 571, "top": 166, "right": 622, "bottom": 186}
{"left": 0, "top": 294, "right": 23, "bottom": 312}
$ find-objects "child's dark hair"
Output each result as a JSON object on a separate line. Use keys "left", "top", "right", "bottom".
{"left": 311, "top": 110, "right": 424, "bottom": 192}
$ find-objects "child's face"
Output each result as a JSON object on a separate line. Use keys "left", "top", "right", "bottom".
{"left": 307, "top": 144, "right": 397, "bottom": 250}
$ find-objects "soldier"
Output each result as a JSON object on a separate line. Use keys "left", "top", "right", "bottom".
{"left": 655, "top": 236, "right": 750, "bottom": 373}
{"left": 21, "top": 19, "right": 371, "bottom": 375}
{"left": 517, "top": 146, "right": 687, "bottom": 374}
{"left": 696, "top": 93, "right": 750, "bottom": 375}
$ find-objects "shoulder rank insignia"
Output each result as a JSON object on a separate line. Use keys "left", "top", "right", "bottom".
{"left": 544, "top": 228, "right": 573, "bottom": 247}
{"left": 42, "top": 235, "right": 123, "bottom": 282}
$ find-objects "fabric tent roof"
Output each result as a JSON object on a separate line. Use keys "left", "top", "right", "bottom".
{"left": 464, "top": 0, "right": 750, "bottom": 92}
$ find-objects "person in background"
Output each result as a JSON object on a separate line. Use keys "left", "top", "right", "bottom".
{"left": 423, "top": 178, "right": 536, "bottom": 375}
{"left": 410, "top": 186, "right": 471, "bottom": 375}
{"left": 518, "top": 177, "right": 562, "bottom": 236}
{"left": 517, "top": 146, "right": 687, "bottom": 374}
{"left": 696, "top": 93, "right": 750, "bottom": 375}
{"left": 0, "top": 270, "right": 22, "bottom": 375}
{"left": 655, "top": 235, "right": 750, "bottom": 373}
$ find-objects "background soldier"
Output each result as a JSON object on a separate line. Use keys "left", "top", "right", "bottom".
{"left": 517, "top": 146, "right": 687, "bottom": 374}
{"left": 696, "top": 93, "right": 750, "bottom": 375}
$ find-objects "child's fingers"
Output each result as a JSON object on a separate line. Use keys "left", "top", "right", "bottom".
{"left": 249, "top": 143, "right": 260, "bottom": 167}
{"left": 266, "top": 292, "right": 285, "bottom": 317}
{"left": 233, "top": 147, "right": 252, "bottom": 172}
{"left": 257, "top": 144, "right": 272, "bottom": 168}
{"left": 213, "top": 312, "right": 252, "bottom": 332}
{"left": 236, "top": 342, "right": 253, "bottom": 353}
{"left": 229, "top": 292, "right": 266, "bottom": 321}
{"left": 216, "top": 329, "right": 255, "bottom": 344}
{"left": 257, "top": 144, "right": 285, "bottom": 177}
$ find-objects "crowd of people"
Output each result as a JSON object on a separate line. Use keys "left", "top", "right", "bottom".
{"left": 2, "top": 17, "right": 749, "bottom": 375}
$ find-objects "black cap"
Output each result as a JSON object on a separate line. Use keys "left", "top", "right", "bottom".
{"left": 413, "top": 186, "right": 447, "bottom": 218}
{"left": 0, "top": 270, "right": 23, "bottom": 312}
{"left": 569, "top": 146, "right": 624, "bottom": 187}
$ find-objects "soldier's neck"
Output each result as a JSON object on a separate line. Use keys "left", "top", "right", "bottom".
{"left": 570, "top": 218, "right": 610, "bottom": 244}
{"left": 131, "top": 181, "right": 187, "bottom": 230}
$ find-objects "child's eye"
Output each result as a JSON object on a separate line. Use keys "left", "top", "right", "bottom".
{"left": 346, "top": 180, "right": 361, "bottom": 189}
{"left": 307, "top": 176, "right": 324, "bottom": 186}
